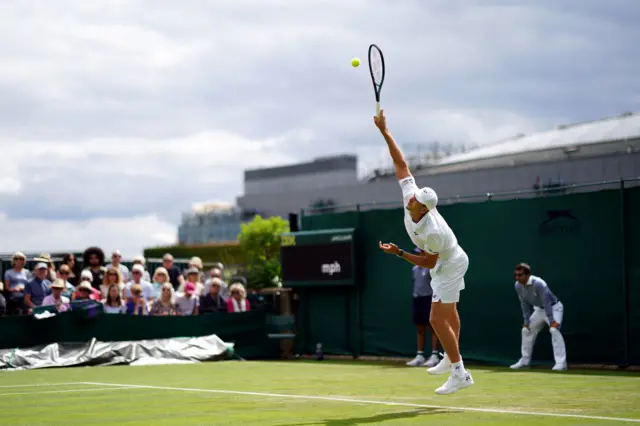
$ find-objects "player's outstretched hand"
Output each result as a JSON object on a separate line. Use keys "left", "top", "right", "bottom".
{"left": 379, "top": 240, "right": 400, "bottom": 255}
{"left": 373, "top": 109, "right": 387, "bottom": 132}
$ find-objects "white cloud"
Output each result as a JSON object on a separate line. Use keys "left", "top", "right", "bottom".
{"left": 0, "top": 212, "right": 175, "bottom": 257}
{"left": 0, "top": 0, "right": 637, "bottom": 254}
{"left": 0, "top": 130, "right": 296, "bottom": 220}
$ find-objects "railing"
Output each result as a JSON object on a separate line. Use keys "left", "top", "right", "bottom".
{"left": 300, "top": 177, "right": 640, "bottom": 216}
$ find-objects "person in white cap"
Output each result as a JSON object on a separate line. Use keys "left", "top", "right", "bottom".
{"left": 375, "top": 110, "right": 473, "bottom": 395}
{"left": 131, "top": 255, "right": 151, "bottom": 282}
{"left": 42, "top": 279, "right": 71, "bottom": 312}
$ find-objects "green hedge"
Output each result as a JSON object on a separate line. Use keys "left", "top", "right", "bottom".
{"left": 143, "top": 243, "right": 249, "bottom": 265}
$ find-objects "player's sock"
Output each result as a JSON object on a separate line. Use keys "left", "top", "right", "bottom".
{"left": 451, "top": 360, "right": 466, "bottom": 376}
{"left": 417, "top": 351, "right": 424, "bottom": 356}
{"left": 431, "top": 350, "right": 439, "bottom": 355}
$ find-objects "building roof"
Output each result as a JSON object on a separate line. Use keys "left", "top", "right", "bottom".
{"left": 435, "top": 112, "right": 640, "bottom": 167}
{"left": 191, "top": 201, "right": 234, "bottom": 214}
{"left": 244, "top": 154, "right": 357, "bottom": 181}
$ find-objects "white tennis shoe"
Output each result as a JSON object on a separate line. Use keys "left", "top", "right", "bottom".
{"left": 427, "top": 353, "right": 451, "bottom": 375}
{"left": 435, "top": 371, "right": 474, "bottom": 395}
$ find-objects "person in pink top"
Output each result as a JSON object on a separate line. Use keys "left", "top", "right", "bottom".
{"left": 227, "top": 283, "right": 250, "bottom": 313}
{"left": 42, "top": 279, "right": 71, "bottom": 312}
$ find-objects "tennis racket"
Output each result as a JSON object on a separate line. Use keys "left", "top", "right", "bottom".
{"left": 368, "top": 43, "right": 385, "bottom": 116}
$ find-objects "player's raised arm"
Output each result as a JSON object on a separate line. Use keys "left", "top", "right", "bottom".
{"left": 374, "top": 110, "right": 411, "bottom": 180}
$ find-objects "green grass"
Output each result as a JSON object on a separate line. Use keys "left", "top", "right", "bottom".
{"left": 2, "top": 360, "right": 639, "bottom": 425}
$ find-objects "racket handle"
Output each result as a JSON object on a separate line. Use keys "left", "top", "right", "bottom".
{"left": 376, "top": 102, "right": 381, "bottom": 116}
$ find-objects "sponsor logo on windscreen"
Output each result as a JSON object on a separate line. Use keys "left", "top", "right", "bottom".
{"left": 330, "top": 235, "right": 352, "bottom": 242}
{"left": 321, "top": 262, "right": 342, "bottom": 275}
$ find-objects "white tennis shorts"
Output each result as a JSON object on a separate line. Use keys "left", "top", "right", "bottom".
{"left": 430, "top": 246, "right": 469, "bottom": 304}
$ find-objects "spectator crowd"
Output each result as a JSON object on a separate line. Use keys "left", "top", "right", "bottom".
{"left": 0, "top": 247, "right": 251, "bottom": 317}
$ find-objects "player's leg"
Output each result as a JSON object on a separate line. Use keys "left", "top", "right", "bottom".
{"left": 424, "top": 298, "right": 440, "bottom": 367}
{"left": 511, "top": 308, "right": 546, "bottom": 369}
{"left": 430, "top": 301, "right": 461, "bottom": 363}
{"left": 450, "top": 302, "right": 460, "bottom": 341}
{"left": 426, "top": 293, "right": 461, "bottom": 374}
{"left": 548, "top": 302, "right": 567, "bottom": 370}
{"left": 426, "top": 254, "right": 468, "bottom": 381}
{"left": 428, "top": 330, "right": 440, "bottom": 365}
{"left": 426, "top": 296, "right": 453, "bottom": 375}
{"left": 430, "top": 297, "right": 473, "bottom": 395}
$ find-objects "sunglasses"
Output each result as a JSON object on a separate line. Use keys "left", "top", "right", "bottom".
{"left": 59, "top": 271, "right": 70, "bottom": 276}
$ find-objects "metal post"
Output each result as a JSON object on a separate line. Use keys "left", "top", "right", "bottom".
{"left": 355, "top": 203, "right": 362, "bottom": 357}
{"left": 620, "top": 179, "right": 630, "bottom": 368}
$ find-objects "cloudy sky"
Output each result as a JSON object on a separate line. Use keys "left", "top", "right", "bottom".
{"left": 0, "top": 0, "right": 638, "bottom": 256}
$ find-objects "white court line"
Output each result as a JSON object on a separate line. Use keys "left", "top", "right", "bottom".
{"left": 0, "top": 382, "right": 86, "bottom": 389}
{"left": 0, "top": 386, "right": 133, "bottom": 397}
{"left": 82, "top": 382, "right": 640, "bottom": 423}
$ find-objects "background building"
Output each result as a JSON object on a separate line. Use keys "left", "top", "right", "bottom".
{"left": 178, "top": 201, "right": 257, "bottom": 244}
{"left": 238, "top": 154, "right": 359, "bottom": 217}
{"left": 237, "top": 112, "right": 640, "bottom": 217}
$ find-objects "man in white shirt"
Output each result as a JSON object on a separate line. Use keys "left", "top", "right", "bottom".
{"left": 124, "top": 264, "right": 155, "bottom": 303}
{"left": 106, "top": 250, "right": 130, "bottom": 282}
{"left": 375, "top": 110, "right": 473, "bottom": 395}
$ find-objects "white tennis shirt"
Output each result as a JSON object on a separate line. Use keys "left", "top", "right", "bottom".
{"left": 400, "top": 176, "right": 458, "bottom": 257}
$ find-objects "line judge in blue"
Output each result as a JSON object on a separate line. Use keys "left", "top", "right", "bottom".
{"left": 511, "top": 263, "right": 567, "bottom": 371}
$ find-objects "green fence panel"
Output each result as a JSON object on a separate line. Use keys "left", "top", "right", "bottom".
{"left": 303, "top": 288, "right": 351, "bottom": 354}
{"left": 357, "top": 208, "right": 416, "bottom": 356}
{"left": 0, "top": 310, "right": 274, "bottom": 359}
{"left": 299, "top": 211, "right": 360, "bottom": 355}
{"left": 627, "top": 186, "right": 640, "bottom": 366}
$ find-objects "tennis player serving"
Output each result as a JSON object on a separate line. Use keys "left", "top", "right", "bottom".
{"left": 375, "top": 110, "right": 473, "bottom": 395}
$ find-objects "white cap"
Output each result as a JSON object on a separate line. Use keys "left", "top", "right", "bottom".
{"left": 415, "top": 187, "right": 438, "bottom": 210}
{"left": 35, "top": 262, "right": 48, "bottom": 270}
{"left": 132, "top": 264, "right": 145, "bottom": 273}
{"left": 80, "top": 270, "right": 93, "bottom": 280}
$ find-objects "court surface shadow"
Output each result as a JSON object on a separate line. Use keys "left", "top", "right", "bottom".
{"left": 275, "top": 407, "right": 458, "bottom": 426}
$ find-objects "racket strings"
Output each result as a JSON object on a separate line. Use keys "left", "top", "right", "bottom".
{"left": 369, "top": 50, "right": 383, "bottom": 84}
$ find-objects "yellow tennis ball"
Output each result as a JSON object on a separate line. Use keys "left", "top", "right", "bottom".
{"left": 351, "top": 57, "right": 360, "bottom": 68}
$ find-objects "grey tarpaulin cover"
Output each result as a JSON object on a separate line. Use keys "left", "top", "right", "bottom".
{"left": 0, "top": 334, "right": 234, "bottom": 371}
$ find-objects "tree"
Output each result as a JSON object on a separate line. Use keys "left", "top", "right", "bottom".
{"left": 237, "top": 215, "right": 289, "bottom": 289}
